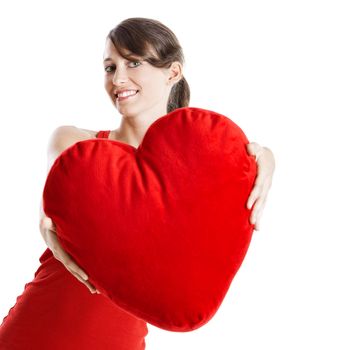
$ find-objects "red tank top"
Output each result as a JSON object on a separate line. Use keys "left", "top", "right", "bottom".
{"left": 0, "top": 130, "right": 148, "bottom": 349}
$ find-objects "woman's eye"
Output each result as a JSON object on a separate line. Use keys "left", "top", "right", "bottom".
{"left": 129, "top": 61, "right": 141, "bottom": 68}
{"left": 104, "top": 61, "right": 141, "bottom": 73}
{"left": 104, "top": 65, "right": 114, "bottom": 73}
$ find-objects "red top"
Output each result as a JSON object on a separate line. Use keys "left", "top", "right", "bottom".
{"left": 0, "top": 130, "right": 148, "bottom": 350}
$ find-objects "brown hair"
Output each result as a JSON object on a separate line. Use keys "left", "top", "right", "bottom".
{"left": 106, "top": 17, "right": 190, "bottom": 114}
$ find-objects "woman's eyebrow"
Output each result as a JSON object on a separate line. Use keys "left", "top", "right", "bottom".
{"left": 103, "top": 53, "right": 139, "bottom": 62}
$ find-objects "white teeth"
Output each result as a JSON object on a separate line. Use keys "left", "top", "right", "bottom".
{"left": 118, "top": 90, "right": 138, "bottom": 98}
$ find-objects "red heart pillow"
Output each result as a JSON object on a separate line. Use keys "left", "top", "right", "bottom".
{"left": 42, "top": 106, "right": 257, "bottom": 331}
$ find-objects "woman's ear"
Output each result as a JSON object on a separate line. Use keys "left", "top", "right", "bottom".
{"left": 167, "top": 61, "right": 183, "bottom": 86}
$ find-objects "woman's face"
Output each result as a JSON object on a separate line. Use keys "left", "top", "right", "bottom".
{"left": 103, "top": 38, "right": 177, "bottom": 118}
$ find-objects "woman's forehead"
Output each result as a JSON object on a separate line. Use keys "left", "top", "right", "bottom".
{"left": 103, "top": 43, "right": 137, "bottom": 61}
{"left": 103, "top": 37, "right": 157, "bottom": 61}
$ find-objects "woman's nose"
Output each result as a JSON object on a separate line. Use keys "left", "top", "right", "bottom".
{"left": 112, "top": 68, "right": 128, "bottom": 85}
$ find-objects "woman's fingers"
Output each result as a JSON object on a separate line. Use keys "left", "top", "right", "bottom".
{"left": 247, "top": 182, "right": 262, "bottom": 210}
{"left": 62, "top": 255, "right": 99, "bottom": 294}
{"left": 70, "top": 270, "right": 98, "bottom": 294}
{"left": 249, "top": 185, "right": 268, "bottom": 226}
{"left": 251, "top": 196, "right": 267, "bottom": 229}
{"left": 57, "top": 250, "right": 98, "bottom": 294}
{"left": 61, "top": 254, "right": 88, "bottom": 281}
{"left": 246, "top": 142, "right": 263, "bottom": 161}
{"left": 246, "top": 165, "right": 264, "bottom": 211}
{"left": 245, "top": 144, "right": 275, "bottom": 231}
{"left": 254, "top": 198, "right": 267, "bottom": 231}
{"left": 41, "top": 216, "right": 100, "bottom": 294}
{"left": 48, "top": 230, "right": 99, "bottom": 294}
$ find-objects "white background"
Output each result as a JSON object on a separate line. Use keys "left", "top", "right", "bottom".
{"left": 0, "top": 0, "right": 349, "bottom": 349}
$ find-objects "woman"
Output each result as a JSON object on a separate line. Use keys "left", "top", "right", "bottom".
{"left": 0, "top": 17, "right": 275, "bottom": 349}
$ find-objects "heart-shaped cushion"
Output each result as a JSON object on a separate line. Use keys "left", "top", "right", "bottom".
{"left": 42, "top": 106, "right": 257, "bottom": 331}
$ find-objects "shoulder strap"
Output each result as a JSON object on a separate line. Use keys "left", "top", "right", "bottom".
{"left": 96, "top": 130, "right": 110, "bottom": 138}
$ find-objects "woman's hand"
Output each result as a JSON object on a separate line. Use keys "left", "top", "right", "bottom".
{"left": 246, "top": 142, "right": 275, "bottom": 231}
{"left": 39, "top": 214, "right": 100, "bottom": 295}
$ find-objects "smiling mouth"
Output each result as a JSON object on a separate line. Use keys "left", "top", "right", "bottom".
{"left": 115, "top": 90, "right": 139, "bottom": 100}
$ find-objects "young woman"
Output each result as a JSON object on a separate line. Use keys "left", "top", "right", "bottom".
{"left": 0, "top": 17, "right": 275, "bottom": 349}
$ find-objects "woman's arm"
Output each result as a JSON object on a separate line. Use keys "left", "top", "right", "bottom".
{"left": 246, "top": 142, "right": 275, "bottom": 231}
{"left": 39, "top": 126, "right": 100, "bottom": 294}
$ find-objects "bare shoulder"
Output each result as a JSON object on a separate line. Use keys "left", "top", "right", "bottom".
{"left": 46, "top": 125, "right": 97, "bottom": 171}
{"left": 78, "top": 127, "right": 99, "bottom": 139}
{"left": 48, "top": 125, "right": 97, "bottom": 153}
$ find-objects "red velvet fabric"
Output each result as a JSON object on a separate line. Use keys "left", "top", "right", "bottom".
{"left": 42, "top": 106, "right": 257, "bottom": 331}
